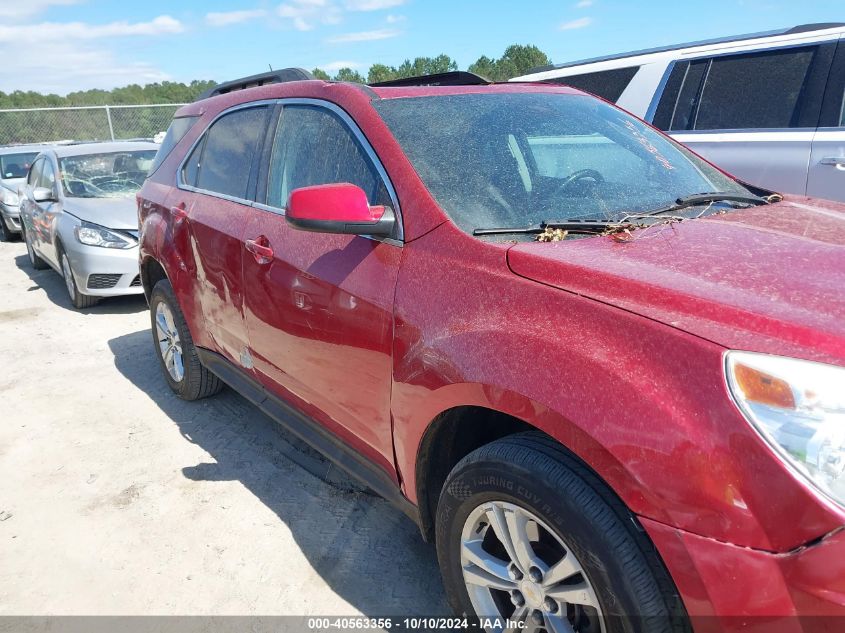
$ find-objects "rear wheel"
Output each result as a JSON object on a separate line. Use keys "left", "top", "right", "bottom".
{"left": 149, "top": 278, "right": 222, "bottom": 401}
{"left": 436, "top": 433, "right": 689, "bottom": 633}
{"left": 23, "top": 226, "right": 48, "bottom": 269}
{"left": 60, "top": 249, "right": 99, "bottom": 309}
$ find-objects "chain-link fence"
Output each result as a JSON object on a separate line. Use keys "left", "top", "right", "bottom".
{"left": 0, "top": 104, "right": 185, "bottom": 145}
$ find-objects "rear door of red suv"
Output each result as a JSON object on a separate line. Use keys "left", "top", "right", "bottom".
{"left": 174, "top": 103, "right": 271, "bottom": 366}
{"left": 242, "top": 99, "right": 403, "bottom": 473}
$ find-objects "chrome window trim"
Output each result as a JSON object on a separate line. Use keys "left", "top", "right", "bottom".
{"left": 647, "top": 39, "right": 837, "bottom": 131}
{"left": 176, "top": 100, "right": 277, "bottom": 208}
{"left": 177, "top": 97, "right": 404, "bottom": 244}
{"left": 644, "top": 61, "right": 676, "bottom": 123}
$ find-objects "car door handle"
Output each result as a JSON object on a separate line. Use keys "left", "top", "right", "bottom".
{"left": 820, "top": 156, "right": 845, "bottom": 170}
{"left": 170, "top": 204, "right": 188, "bottom": 225}
{"left": 245, "top": 235, "right": 274, "bottom": 263}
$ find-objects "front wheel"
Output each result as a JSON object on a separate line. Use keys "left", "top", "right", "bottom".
{"left": 149, "top": 278, "right": 222, "bottom": 401}
{"left": 436, "top": 433, "right": 689, "bottom": 633}
{"left": 60, "top": 250, "right": 99, "bottom": 309}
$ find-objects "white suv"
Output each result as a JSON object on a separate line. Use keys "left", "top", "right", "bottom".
{"left": 515, "top": 23, "right": 845, "bottom": 202}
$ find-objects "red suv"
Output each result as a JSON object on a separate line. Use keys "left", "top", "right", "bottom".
{"left": 138, "top": 69, "right": 845, "bottom": 632}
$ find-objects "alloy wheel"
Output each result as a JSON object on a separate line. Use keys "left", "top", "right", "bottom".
{"left": 461, "top": 501, "right": 604, "bottom": 633}
{"left": 61, "top": 254, "right": 76, "bottom": 301}
{"left": 155, "top": 301, "right": 184, "bottom": 382}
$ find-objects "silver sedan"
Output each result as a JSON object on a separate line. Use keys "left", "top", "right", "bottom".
{"left": 19, "top": 141, "right": 158, "bottom": 309}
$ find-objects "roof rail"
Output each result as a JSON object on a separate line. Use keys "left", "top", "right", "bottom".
{"left": 197, "top": 68, "right": 315, "bottom": 100}
{"left": 523, "top": 22, "right": 845, "bottom": 76}
{"left": 370, "top": 71, "right": 491, "bottom": 87}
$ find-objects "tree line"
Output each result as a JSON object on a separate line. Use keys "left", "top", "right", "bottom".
{"left": 0, "top": 44, "right": 550, "bottom": 108}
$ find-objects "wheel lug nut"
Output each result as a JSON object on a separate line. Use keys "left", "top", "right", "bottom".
{"left": 530, "top": 610, "right": 544, "bottom": 626}
{"left": 510, "top": 591, "right": 525, "bottom": 607}
{"left": 508, "top": 564, "right": 523, "bottom": 581}
{"left": 528, "top": 566, "right": 543, "bottom": 583}
{"left": 544, "top": 598, "right": 558, "bottom": 613}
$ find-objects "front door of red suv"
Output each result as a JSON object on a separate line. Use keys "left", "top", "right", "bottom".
{"left": 176, "top": 105, "right": 271, "bottom": 366}
{"left": 242, "top": 101, "right": 402, "bottom": 474}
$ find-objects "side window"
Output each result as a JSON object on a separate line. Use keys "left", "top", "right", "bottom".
{"left": 38, "top": 160, "right": 56, "bottom": 191}
{"left": 545, "top": 66, "right": 640, "bottom": 102}
{"left": 182, "top": 137, "right": 204, "bottom": 187}
{"left": 149, "top": 115, "right": 199, "bottom": 175}
{"left": 28, "top": 158, "right": 43, "bottom": 186}
{"left": 840, "top": 87, "right": 845, "bottom": 126}
{"left": 266, "top": 105, "right": 387, "bottom": 209}
{"left": 194, "top": 106, "right": 268, "bottom": 200}
{"left": 695, "top": 47, "right": 816, "bottom": 130}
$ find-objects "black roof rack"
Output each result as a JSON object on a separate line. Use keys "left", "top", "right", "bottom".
{"left": 370, "top": 71, "right": 491, "bottom": 87}
{"left": 524, "top": 22, "right": 845, "bottom": 75}
{"left": 197, "top": 68, "right": 315, "bottom": 100}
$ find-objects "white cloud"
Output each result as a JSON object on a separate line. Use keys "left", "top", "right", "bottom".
{"left": 574, "top": 0, "right": 593, "bottom": 7}
{"left": 559, "top": 16, "right": 593, "bottom": 30}
{"left": 206, "top": 9, "right": 268, "bottom": 27}
{"left": 0, "top": 40, "right": 170, "bottom": 94}
{"left": 327, "top": 28, "right": 401, "bottom": 43}
{"left": 277, "top": 0, "right": 342, "bottom": 31}
{"left": 344, "top": 0, "right": 406, "bottom": 10}
{"left": 0, "top": 15, "right": 184, "bottom": 42}
{"left": 0, "top": 0, "right": 82, "bottom": 20}
{"left": 0, "top": 15, "right": 183, "bottom": 94}
{"left": 322, "top": 60, "right": 363, "bottom": 71}
{"left": 385, "top": 14, "right": 405, "bottom": 23}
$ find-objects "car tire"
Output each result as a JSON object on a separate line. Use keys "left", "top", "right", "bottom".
{"left": 0, "top": 217, "right": 14, "bottom": 242}
{"left": 149, "top": 278, "right": 223, "bottom": 401}
{"left": 59, "top": 248, "right": 99, "bottom": 309}
{"left": 23, "top": 226, "right": 48, "bottom": 270}
{"left": 436, "top": 432, "right": 689, "bottom": 633}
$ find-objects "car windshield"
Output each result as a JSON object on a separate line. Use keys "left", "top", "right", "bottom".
{"left": 0, "top": 152, "right": 39, "bottom": 180}
{"left": 373, "top": 92, "right": 752, "bottom": 233}
{"left": 59, "top": 150, "right": 157, "bottom": 198}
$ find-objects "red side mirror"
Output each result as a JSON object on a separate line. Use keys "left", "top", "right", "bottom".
{"left": 286, "top": 183, "right": 395, "bottom": 237}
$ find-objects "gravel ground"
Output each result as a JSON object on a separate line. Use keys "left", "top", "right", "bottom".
{"left": 0, "top": 239, "right": 447, "bottom": 618}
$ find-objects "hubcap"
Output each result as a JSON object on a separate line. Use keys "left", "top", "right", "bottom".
{"left": 61, "top": 254, "right": 75, "bottom": 300}
{"left": 155, "top": 302, "right": 184, "bottom": 382}
{"left": 460, "top": 501, "right": 604, "bottom": 632}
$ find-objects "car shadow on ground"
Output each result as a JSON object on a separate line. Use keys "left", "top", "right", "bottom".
{"left": 108, "top": 328, "right": 449, "bottom": 617}
{"left": 14, "top": 254, "right": 147, "bottom": 315}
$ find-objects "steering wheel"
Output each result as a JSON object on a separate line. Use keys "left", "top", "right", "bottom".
{"left": 555, "top": 168, "right": 605, "bottom": 194}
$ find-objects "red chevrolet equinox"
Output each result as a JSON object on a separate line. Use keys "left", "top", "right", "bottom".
{"left": 138, "top": 69, "right": 845, "bottom": 632}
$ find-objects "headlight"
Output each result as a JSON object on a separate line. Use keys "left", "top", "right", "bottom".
{"left": 74, "top": 221, "right": 136, "bottom": 249}
{"left": 1, "top": 189, "right": 18, "bottom": 206}
{"left": 726, "top": 351, "right": 845, "bottom": 508}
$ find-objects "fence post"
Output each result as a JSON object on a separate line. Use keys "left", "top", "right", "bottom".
{"left": 105, "top": 105, "right": 115, "bottom": 141}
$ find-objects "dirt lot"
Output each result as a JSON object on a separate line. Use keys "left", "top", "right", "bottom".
{"left": 0, "top": 240, "right": 447, "bottom": 616}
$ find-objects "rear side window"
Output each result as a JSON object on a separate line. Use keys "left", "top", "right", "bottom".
{"left": 181, "top": 137, "right": 204, "bottom": 187}
{"left": 545, "top": 66, "right": 639, "bottom": 102}
{"left": 654, "top": 47, "right": 817, "bottom": 131}
{"left": 696, "top": 48, "right": 815, "bottom": 130}
{"left": 266, "top": 105, "right": 386, "bottom": 209}
{"left": 195, "top": 107, "right": 268, "bottom": 200}
{"left": 149, "top": 116, "right": 198, "bottom": 175}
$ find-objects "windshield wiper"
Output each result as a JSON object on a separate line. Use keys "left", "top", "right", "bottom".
{"left": 643, "top": 191, "right": 768, "bottom": 216}
{"left": 473, "top": 219, "right": 635, "bottom": 236}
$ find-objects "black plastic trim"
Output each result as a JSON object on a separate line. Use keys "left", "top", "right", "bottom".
{"left": 198, "top": 68, "right": 315, "bottom": 101}
{"left": 370, "top": 71, "right": 490, "bottom": 87}
{"left": 195, "top": 347, "right": 422, "bottom": 527}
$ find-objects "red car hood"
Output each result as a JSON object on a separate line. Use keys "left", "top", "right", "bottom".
{"left": 507, "top": 197, "right": 845, "bottom": 365}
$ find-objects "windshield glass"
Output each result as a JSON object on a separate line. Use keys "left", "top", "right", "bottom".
{"left": 0, "top": 152, "right": 39, "bottom": 180}
{"left": 59, "top": 150, "right": 157, "bottom": 198}
{"left": 374, "top": 93, "right": 751, "bottom": 232}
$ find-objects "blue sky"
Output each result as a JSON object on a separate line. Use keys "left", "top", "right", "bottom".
{"left": 1, "top": 0, "right": 842, "bottom": 94}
